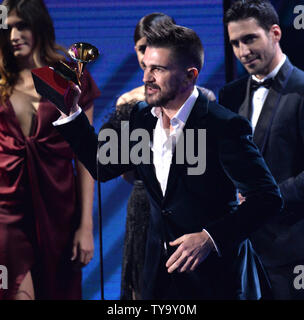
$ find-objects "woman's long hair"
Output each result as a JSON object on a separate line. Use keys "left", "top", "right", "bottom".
{"left": 0, "top": 0, "right": 67, "bottom": 102}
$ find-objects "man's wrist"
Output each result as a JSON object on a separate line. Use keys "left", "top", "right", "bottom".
{"left": 70, "top": 104, "right": 81, "bottom": 116}
{"left": 202, "top": 229, "right": 221, "bottom": 256}
{"left": 52, "top": 105, "right": 82, "bottom": 126}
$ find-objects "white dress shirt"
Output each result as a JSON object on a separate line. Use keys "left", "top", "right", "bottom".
{"left": 151, "top": 86, "right": 199, "bottom": 196}
{"left": 251, "top": 54, "right": 286, "bottom": 132}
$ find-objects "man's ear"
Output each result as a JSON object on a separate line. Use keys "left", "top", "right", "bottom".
{"left": 270, "top": 24, "right": 282, "bottom": 43}
{"left": 186, "top": 67, "right": 199, "bottom": 84}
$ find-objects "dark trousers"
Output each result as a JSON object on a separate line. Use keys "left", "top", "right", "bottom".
{"left": 151, "top": 251, "right": 235, "bottom": 300}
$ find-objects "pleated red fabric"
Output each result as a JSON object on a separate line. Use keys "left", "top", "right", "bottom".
{"left": 0, "top": 70, "right": 100, "bottom": 299}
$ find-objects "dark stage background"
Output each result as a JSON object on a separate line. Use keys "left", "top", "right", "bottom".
{"left": 43, "top": 0, "right": 304, "bottom": 300}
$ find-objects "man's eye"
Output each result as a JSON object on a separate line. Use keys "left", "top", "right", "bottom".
{"left": 138, "top": 45, "right": 146, "bottom": 53}
{"left": 230, "top": 41, "right": 238, "bottom": 48}
{"left": 244, "top": 36, "right": 255, "bottom": 44}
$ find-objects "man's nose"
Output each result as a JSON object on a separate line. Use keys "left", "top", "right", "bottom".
{"left": 239, "top": 43, "right": 251, "bottom": 58}
{"left": 143, "top": 68, "right": 154, "bottom": 84}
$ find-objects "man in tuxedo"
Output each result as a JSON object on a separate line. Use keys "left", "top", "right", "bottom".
{"left": 220, "top": 0, "right": 304, "bottom": 299}
{"left": 53, "top": 23, "right": 282, "bottom": 299}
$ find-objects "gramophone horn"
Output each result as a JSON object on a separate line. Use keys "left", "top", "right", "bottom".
{"left": 68, "top": 42, "right": 99, "bottom": 83}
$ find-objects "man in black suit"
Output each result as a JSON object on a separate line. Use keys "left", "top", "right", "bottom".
{"left": 53, "top": 23, "right": 282, "bottom": 299}
{"left": 220, "top": 0, "right": 304, "bottom": 299}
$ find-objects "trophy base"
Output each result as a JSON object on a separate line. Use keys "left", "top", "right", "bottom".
{"left": 32, "top": 66, "right": 75, "bottom": 115}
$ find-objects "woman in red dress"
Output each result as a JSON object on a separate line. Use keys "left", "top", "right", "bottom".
{"left": 0, "top": 0, "right": 100, "bottom": 299}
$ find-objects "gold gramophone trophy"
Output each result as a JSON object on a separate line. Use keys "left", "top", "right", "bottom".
{"left": 32, "top": 42, "right": 99, "bottom": 114}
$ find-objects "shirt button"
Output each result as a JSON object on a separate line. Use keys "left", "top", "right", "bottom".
{"left": 171, "top": 119, "right": 178, "bottom": 126}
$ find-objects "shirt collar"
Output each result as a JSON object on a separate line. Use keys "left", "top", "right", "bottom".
{"left": 252, "top": 54, "right": 286, "bottom": 82}
{"left": 151, "top": 86, "right": 199, "bottom": 128}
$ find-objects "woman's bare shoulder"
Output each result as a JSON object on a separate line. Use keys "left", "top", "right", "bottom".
{"left": 116, "top": 85, "right": 145, "bottom": 107}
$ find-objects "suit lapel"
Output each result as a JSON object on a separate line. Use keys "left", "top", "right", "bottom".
{"left": 163, "top": 92, "right": 209, "bottom": 203}
{"left": 253, "top": 58, "right": 294, "bottom": 153}
{"left": 139, "top": 108, "right": 164, "bottom": 202}
{"left": 253, "top": 87, "right": 280, "bottom": 151}
{"left": 239, "top": 79, "right": 252, "bottom": 120}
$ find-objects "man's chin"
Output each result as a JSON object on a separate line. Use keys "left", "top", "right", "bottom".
{"left": 244, "top": 61, "right": 263, "bottom": 75}
{"left": 246, "top": 65, "right": 259, "bottom": 75}
{"left": 145, "top": 97, "right": 153, "bottom": 105}
{"left": 145, "top": 95, "right": 158, "bottom": 106}
{"left": 247, "top": 66, "right": 267, "bottom": 78}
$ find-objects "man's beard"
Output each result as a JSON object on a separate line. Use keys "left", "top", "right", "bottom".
{"left": 144, "top": 81, "right": 180, "bottom": 107}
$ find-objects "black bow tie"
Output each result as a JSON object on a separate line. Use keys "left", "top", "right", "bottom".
{"left": 250, "top": 78, "right": 274, "bottom": 93}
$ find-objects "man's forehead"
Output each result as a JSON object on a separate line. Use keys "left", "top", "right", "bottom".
{"left": 227, "top": 18, "right": 264, "bottom": 39}
{"left": 143, "top": 46, "right": 172, "bottom": 63}
{"left": 145, "top": 46, "right": 172, "bottom": 55}
{"left": 228, "top": 17, "right": 262, "bottom": 31}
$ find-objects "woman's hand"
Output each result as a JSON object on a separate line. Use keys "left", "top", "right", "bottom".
{"left": 71, "top": 225, "right": 94, "bottom": 267}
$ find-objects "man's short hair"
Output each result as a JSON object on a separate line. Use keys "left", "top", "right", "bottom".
{"left": 224, "top": 0, "right": 279, "bottom": 31}
{"left": 144, "top": 23, "right": 204, "bottom": 72}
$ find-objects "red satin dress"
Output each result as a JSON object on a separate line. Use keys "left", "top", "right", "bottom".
{"left": 0, "top": 70, "right": 100, "bottom": 299}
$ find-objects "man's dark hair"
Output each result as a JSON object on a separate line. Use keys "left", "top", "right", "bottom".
{"left": 224, "top": 0, "right": 279, "bottom": 31}
{"left": 144, "top": 23, "right": 204, "bottom": 72}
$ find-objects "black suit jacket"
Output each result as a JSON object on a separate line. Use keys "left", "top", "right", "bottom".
{"left": 56, "top": 91, "right": 282, "bottom": 299}
{"left": 219, "top": 58, "right": 304, "bottom": 268}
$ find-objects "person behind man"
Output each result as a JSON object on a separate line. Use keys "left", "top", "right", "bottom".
{"left": 53, "top": 22, "right": 282, "bottom": 299}
{"left": 220, "top": 0, "right": 304, "bottom": 299}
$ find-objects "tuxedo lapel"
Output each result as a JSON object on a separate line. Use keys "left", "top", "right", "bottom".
{"left": 253, "top": 58, "right": 294, "bottom": 153}
{"left": 253, "top": 87, "right": 280, "bottom": 151}
{"left": 239, "top": 79, "right": 252, "bottom": 120}
{"left": 163, "top": 92, "right": 209, "bottom": 203}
